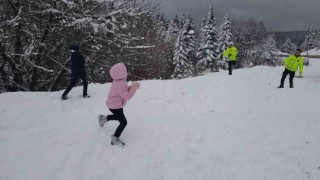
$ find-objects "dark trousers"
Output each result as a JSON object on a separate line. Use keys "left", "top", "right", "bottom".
{"left": 62, "top": 76, "right": 88, "bottom": 97}
{"left": 107, "top": 108, "right": 127, "bottom": 137}
{"left": 228, "top": 61, "right": 236, "bottom": 75}
{"left": 280, "top": 68, "right": 295, "bottom": 87}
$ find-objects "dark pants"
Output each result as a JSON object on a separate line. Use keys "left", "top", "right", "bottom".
{"left": 280, "top": 68, "right": 295, "bottom": 87}
{"left": 62, "top": 76, "right": 88, "bottom": 97}
{"left": 228, "top": 61, "right": 236, "bottom": 75}
{"left": 107, "top": 108, "right": 127, "bottom": 137}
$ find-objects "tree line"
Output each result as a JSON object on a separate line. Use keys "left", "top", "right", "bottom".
{"left": 0, "top": 1, "right": 319, "bottom": 92}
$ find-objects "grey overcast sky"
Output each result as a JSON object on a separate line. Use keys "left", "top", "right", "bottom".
{"left": 159, "top": 0, "right": 320, "bottom": 31}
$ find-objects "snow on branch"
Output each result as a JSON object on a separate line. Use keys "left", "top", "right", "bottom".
{"left": 45, "top": 55, "right": 71, "bottom": 72}
{"left": 124, "top": 45, "right": 155, "bottom": 49}
{"left": 38, "top": 8, "right": 62, "bottom": 14}
{"left": 6, "top": 6, "right": 22, "bottom": 26}
{"left": 26, "top": 59, "right": 54, "bottom": 73}
{"left": 61, "top": 0, "right": 75, "bottom": 7}
{"left": 10, "top": 53, "right": 54, "bottom": 73}
{"left": 24, "top": 58, "right": 54, "bottom": 73}
{"left": 8, "top": 78, "right": 29, "bottom": 91}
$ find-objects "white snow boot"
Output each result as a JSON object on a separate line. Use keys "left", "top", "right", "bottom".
{"left": 98, "top": 114, "right": 108, "bottom": 127}
{"left": 111, "top": 135, "right": 125, "bottom": 146}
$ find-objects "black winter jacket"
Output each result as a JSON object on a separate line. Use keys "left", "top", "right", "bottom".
{"left": 70, "top": 52, "right": 86, "bottom": 78}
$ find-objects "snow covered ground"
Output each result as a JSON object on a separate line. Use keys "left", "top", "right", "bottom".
{"left": 1, "top": 59, "right": 320, "bottom": 180}
{"left": 302, "top": 48, "right": 320, "bottom": 55}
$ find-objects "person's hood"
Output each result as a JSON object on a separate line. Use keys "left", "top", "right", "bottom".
{"left": 109, "top": 63, "right": 128, "bottom": 80}
{"left": 69, "top": 44, "right": 80, "bottom": 51}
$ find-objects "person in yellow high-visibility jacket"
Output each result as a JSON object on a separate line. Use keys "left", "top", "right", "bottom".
{"left": 223, "top": 45, "right": 238, "bottom": 75}
{"left": 278, "top": 49, "right": 304, "bottom": 88}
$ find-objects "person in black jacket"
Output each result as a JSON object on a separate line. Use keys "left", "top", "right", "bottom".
{"left": 61, "top": 45, "right": 89, "bottom": 100}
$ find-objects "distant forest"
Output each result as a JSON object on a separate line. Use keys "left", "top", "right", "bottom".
{"left": 275, "top": 31, "right": 307, "bottom": 47}
{"left": 0, "top": 1, "right": 318, "bottom": 93}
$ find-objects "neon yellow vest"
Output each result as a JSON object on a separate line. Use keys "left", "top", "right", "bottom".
{"left": 223, "top": 47, "right": 238, "bottom": 61}
{"left": 283, "top": 55, "right": 304, "bottom": 73}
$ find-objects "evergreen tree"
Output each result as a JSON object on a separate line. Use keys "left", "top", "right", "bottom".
{"left": 184, "top": 14, "right": 197, "bottom": 65}
{"left": 199, "top": 17, "right": 208, "bottom": 46}
{"left": 308, "top": 26, "right": 317, "bottom": 49}
{"left": 314, "top": 29, "right": 320, "bottom": 48}
{"left": 218, "top": 15, "right": 233, "bottom": 60}
{"left": 300, "top": 26, "right": 320, "bottom": 66}
{"left": 166, "top": 16, "right": 180, "bottom": 42}
{"left": 196, "top": 5, "right": 219, "bottom": 72}
{"left": 172, "top": 14, "right": 196, "bottom": 79}
{"left": 301, "top": 25, "right": 317, "bottom": 50}
{"left": 282, "top": 38, "right": 297, "bottom": 54}
{"left": 179, "top": 14, "right": 187, "bottom": 29}
{"left": 260, "top": 35, "right": 280, "bottom": 66}
{"left": 155, "top": 14, "right": 168, "bottom": 40}
{"left": 231, "top": 18, "right": 268, "bottom": 67}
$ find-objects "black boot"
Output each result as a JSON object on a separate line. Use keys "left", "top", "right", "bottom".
{"left": 83, "top": 94, "right": 91, "bottom": 98}
{"left": 61, "top": 96, "right": 68, "bottom": 100}
{"left": 278, "top": 85, "right": 284, "bottom": 88}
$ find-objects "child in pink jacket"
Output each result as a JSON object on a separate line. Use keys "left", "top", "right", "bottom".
{"left": 98, "top": 63, "right": 140, "bottom": 146}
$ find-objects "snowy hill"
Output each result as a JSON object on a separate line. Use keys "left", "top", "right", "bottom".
{"left": 1, "top": 59, "right": 320, "bottom": 180}
{"left": 302, "top": 48, "right": 320, "bottom": 56}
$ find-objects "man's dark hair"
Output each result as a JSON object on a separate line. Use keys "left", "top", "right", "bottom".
{"left": 296, "top": 49, "right": 302, "bottom": 52}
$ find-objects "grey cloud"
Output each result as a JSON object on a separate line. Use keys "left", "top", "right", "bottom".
{"left": 159, "top": 0, "right": 320, "bottom": 31}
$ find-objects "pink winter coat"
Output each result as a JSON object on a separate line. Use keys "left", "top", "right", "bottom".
{"left": 106, "top": 63, "right": 138, "bottom": 109}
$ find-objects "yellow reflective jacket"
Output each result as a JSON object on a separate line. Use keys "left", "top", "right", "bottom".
{"left": 223, "top": 46, "right": 238, "bottom": 61}
{"left": 283, "top": 54, "right": 304, "bottom": 73}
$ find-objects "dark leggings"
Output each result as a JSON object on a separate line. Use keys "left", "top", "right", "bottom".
{"left": 280, "top": 68, "right": 295, "bottom": 87}
{"left": 62, "top": 76, "right": 88, "bottom": 96}
{"left": 228, "top": 61, "right": 236, "bottom": 75}
{"left": 108, "top": 108, "right": 127, "bottom": 137}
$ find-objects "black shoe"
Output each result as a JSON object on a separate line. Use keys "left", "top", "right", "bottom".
{"left": 290, "top": 86, "right": 294, "bottom": 88}
{"left": 83, "top": 95, "right": 91, "bottom": 98}
{"left": 61, "top": 96, "right": 68, "bottom": 100}
{"left": 278, "top": 85, "right": 284, "bottom": 88}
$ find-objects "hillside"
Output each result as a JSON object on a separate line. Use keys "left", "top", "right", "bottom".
{"left": 1, "top": 59, "right": 320, "bottom": 180}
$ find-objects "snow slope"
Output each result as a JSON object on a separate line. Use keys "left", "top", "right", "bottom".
{"left": 302, "top": 48, "right": 320, "bottom": 55}
{"left": 1, "top": 59, "right": 320, "bottom": 180}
